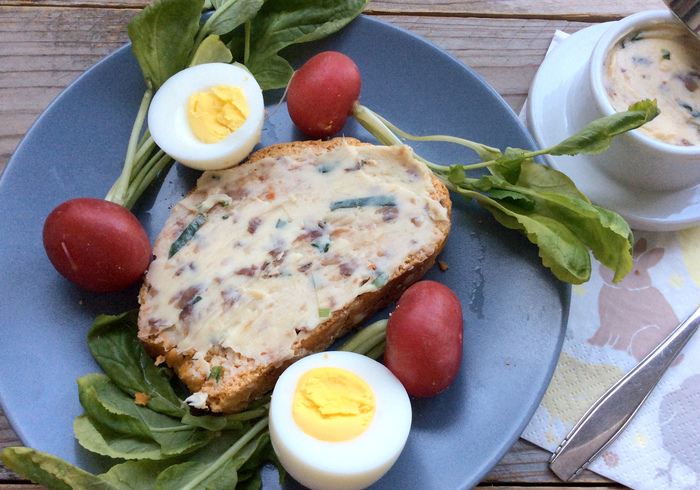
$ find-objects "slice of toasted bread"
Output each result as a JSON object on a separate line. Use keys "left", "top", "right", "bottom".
{"left": 138, "top": 137, "right": 451, "bottom": 413}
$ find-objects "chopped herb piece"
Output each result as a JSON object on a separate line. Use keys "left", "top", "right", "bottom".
{"left": 372, "top": 272, "right": 389, "bottom": 288}
{"left": 679, "top": 101, "right": 700, "bottom": 118}
{"left": 318, "top": 308, "right": 331, "bottom": 318}
{"left": 276, "top": 219, "right": 287, "bottom": 228}
{"left": 662, "top": 49, "right": 671, "bottom": 60}
{"left": 211, "top": 174, "right": 221, "bottom": 180}
{"left": 632, "top": 56, "right": 651, "bottom": 66}
{"left": 311, "top": 238, "right": 330, "bottom": 252}
{"left": 168, "top": 214, "right": 206, "bottom": 258}
{"left": 222, "top": 215, "right": 229, "bottom": 220}
{"left": 208, "top": 366, "right": 224, "bottom": 382}
{"left": 330, "top": 195, "right": 396, "bottom": 211}
{"left": 631, "top": 31, "right": 644, "bottom": 41}
{"left": 191, "top": 295, "right": 202, "bottom": 305}
{"left": 317, "top": 163, "right": 337, "bottom": 173}
{"left": 219, "top": 200, "right": 230, "bottom": 207}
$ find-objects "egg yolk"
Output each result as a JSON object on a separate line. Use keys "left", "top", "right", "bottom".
{"left": 187, "top": 85, "right": 249, "bottom": 144}
{"left": 292, "top": 367, "right": 376, "bottom": 442}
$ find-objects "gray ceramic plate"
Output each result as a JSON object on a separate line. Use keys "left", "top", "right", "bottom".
{"left": 0, "top": 15, "right": 568, "bottom": 489}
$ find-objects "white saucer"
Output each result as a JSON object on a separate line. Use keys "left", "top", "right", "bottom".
{"left": 526, "top": 23, "right": 700, "bottom": 232}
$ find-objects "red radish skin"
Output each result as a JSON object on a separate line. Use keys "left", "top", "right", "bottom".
{"left": 287, "top": 51, "right": 361, "bottom": 138}
{"left": 43, "top": 198, "right": 152, "bottom": 293}
{"left": 384, "top": 281, "right": 464, "bottom": 397}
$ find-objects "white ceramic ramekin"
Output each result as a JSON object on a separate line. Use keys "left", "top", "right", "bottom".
{"left": 584, "top": 10, "right": 700, "bottom": 191}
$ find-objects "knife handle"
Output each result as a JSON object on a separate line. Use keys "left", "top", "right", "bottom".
{"left": 549, "top": 305, "right": 700, "bottom": 481}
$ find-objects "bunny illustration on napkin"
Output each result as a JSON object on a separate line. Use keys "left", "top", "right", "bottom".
{"left": 588, "top": 238, "right": 683, "bottom": 365}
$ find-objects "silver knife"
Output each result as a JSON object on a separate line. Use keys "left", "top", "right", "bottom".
{"left": 549, "top": 305, "right": 700, "bottom": 481}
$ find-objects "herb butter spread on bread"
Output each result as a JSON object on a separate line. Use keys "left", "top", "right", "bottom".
{"left": 138, "top": 138, "right": 451, "bottom": 413}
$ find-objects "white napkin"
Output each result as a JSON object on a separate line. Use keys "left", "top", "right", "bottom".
{"left": 519, "top": 30, "right": 700, "bottom": 490}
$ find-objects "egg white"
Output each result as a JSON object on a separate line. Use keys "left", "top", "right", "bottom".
{"left": 269, "top": 351, "right": 412, "bottom": 490}
{"left": 147, "top": 62, "right": 264, "bottom": 171}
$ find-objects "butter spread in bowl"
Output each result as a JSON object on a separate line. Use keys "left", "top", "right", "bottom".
{"left": 604, "top": 22, "right": 700, "bottom": 146}
{"left": 585, "top": 9, "right": 700, "bottom": 191}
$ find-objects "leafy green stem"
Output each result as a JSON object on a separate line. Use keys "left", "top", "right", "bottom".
{"left": 108, "top": 85, "right": 153, "bottom": 207}
{"left": 365, "top": 341, "right": 387, "bottom": 360}
{"left": 127, "top": 147, "right": 166, "bottom": 194}
{"left": 338, "top": 319, "right": 387, "bottom": 356}
{"left": 355, "top": 104, "right": 501, "bottom": 160}
{"left": 221, "top": 394, "right": 271, "bottom": 422}
{"left": 351, "top": 104, "right": 403, "bottom": 147}
{"left": 192, "top": 0, "right": 233, "bottom": 52}
{"left": 124, "top": 152, "right": 173, "bottom": 211}
{"left": 180, "top": 417, "right": 269, "bottom": 490}
{"left": 244, "top": 20, "right": 251, "bottom": 66}
{"left": 103, "top": 111, "right": 178, "bottom": 211}
{"left": 150, "top": 424, "right": 202, "bottom": 433}
{"left": 352, "top": 103, "right": 495, "bottom": 173}
{"left": 222, "top": 407, "right": 268, "bottom": 422}
{"left": 352, "top": 104, "right": 464, "bottom": 172}
{"left": 105, "top": 133, "right": 154, "bottom": 201}
{"left": 131, "top": 131, "right": 156, "bottom": 175}
{"left": 351, "top": 104, "right": 511, "bottom": 173}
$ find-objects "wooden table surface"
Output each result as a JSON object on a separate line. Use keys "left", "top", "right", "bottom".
{"left": 0, "top": 0, "right": 669, "bottom": 488}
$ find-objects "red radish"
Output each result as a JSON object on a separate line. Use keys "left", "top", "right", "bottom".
{"left": 287, "top": 51, "right": 362, "bottom": 138}
{"left": 43, "top": 197, "right": 152, "bottom": 293}
{"left": 384, "top": 281, "right": 464, "bottom": 397}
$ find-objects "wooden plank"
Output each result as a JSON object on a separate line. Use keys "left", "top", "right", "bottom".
{"left": 480, "top": 439, "right": 621, "bottom": 486}
{"left": 0, "top": 0, "right": 146, "bottom": 5}
{"left": 0, "top": 410, "right": 23, "bottom": 483}
{"left": 0, "top": 6, "right": 136, "bottom": 174}
{"left": 0, "top": 0, "right": 668, "bottom": 19}
{"left": 476, "top": 487, "right": 625, "bottom": 490}
{"left": 369, "top": 0, "right": 666, "bottom": 20}
{"left": 382, "top": 15, "right": 593, "bottom": 109}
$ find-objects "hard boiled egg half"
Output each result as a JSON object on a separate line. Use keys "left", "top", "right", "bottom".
{"left": 148, "top": 62, "right": 264, "bottom": 171}
{"left": 269, "top": 351, "right": 412, "bottom": 490}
